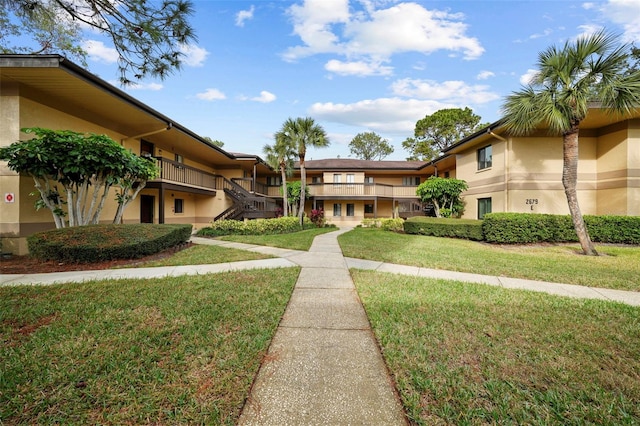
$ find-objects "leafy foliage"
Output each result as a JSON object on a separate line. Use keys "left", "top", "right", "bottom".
{"left": 404, "top": 217, "right": 484, "bottom": 240}
{"left": 198, "top": 216, "right": 315, "bottom": 237}
{"left": 416, "top": 177, "right": 468, "bottom": 218}
{"left": 27, "top": 223, "right": 192, "bottom": 262}
{"left": 275, "top": 117, "right": 329, "bottom": 225}
{"left": 501, "top": 30, "right": 640, "bottom": 255}
{"left": 348, "top": 131, "right": 394, "bottom": 160}
{"left": 310, "top": 208, "right": 326, "bottom": 227}
{"left": 0, "top": 0, "right": 196, "bottom": 83}
{"left": 483, "top": 213, "right": 640, "bottom": 245}
{"left": 0, "top": 127, "right": 159, "bottom": 227}
{"left": 402, "top": 108, "right": 486, "bottom": 160}
{"left": 264, "top": 134, "right": 297, "bottom": 216}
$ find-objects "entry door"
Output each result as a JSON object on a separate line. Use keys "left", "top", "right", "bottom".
{"left": 140, "top": 195, "right": 154, "bottom": 223}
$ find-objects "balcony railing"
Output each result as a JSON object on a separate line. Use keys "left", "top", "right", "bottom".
{"left": 308, "top": 183, "right": 419, "bottom": 198}
{"left": 152, "top": 157, "right": 217, "bottom": 190}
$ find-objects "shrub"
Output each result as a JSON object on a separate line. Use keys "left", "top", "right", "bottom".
{"left": 310, "top": 209, "right": 326, "bottom": 227}
{"left": 404, "top": 216, "right": 484, "bottom": 241}
{"left": 27, "top": 223, "right": 192, "bottom": 263}
{"left": 359, "top": 218, "right": 404, "bottom": 232}
{"left": 197, "top": 216, "right": 318, "bottom": 237}
{"left": 483, "top": 213, "right": 640, "bottom": 244}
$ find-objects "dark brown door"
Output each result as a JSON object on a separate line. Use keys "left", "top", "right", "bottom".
{"left": 140, "top": 195, "right": 154, "bottom": 223}
{"left": 141, "top": 140, "right": 154, "bottom": 158}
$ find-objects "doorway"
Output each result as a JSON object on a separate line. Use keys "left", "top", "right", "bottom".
{"left": 140, "top": 195, "right": 154, "bottom": 223}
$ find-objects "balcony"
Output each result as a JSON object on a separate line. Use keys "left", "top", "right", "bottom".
{"left": 308, "top": 183, "right": 419, "bottom": 199}
{"left": 151, "top": 157, "right": 218, "bottom": 191}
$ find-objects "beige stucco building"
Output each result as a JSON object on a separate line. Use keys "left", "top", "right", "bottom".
{"left": 2, "top": 55, "right": 638, "bottom": 254}
{"left": 441, "top": 110, "right": 640, "bottom": 220}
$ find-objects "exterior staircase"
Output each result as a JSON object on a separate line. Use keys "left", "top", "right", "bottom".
{"left": 214, "top": 177, "right": 278, "bottom": 221}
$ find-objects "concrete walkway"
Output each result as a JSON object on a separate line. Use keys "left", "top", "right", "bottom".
{"left": 1, "top": 228, "right": 640, "bottom": 424}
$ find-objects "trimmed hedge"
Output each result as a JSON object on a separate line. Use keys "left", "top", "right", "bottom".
{"left": 483, "top": 213, "right": 640, "bottom": 244}
{"left": 404, "top": 216, "right": 484, "bottom": 241}
{"left": 28, "top": 223, "right": 193, "bottom": 263}
{"left": 360, "top": 218, "right": 405, "bottom": 232}
{"left": 197, "top": 216, "right": 330, "bottom": 237}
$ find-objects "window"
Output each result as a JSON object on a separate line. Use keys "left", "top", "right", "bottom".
{"left": 402, "top": 176, "right": 420, "bottom": 186}
{"left": 346, "top": 174, "right": 355, "bottom": 188}
{"left": 364, "top": 204, "right": 374, "bottom": 214}
{"left": 333, "top": 203, "right": 342, "bottom": 217}
{"left": 478, "top": 198, "right": 492, "bottom": 219}
{"left": 477, "top": 145, "right": 492, "bottom": 170}
{"left": 267, "top": 176, "right": 282, "bottom": 186}
{"left": 174, "top": 198, "right": 184, "bottom": 214}
{"left": 333, "top": 173, "right": 342, "bottom": 188}
{"left": 347, "top": 203, "right": 355, "bottom": 217}
{"left": 364, "top": 176, "right": 374, "bottom": 184}
{"left": 312, "top": 176, "right": 322, "bottom": 184}
{"left": 175, "top": 153, "right": 184, "bottom": 163}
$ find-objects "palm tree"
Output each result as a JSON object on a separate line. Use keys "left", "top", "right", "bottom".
{"left": 263, "top": 133, "right": 295, "bottom": 217}
{"left": 277, "top": 117, "right": 329, "bottom": 226}
{"left": 501, "top": 30, "right": 640, "bottom": 256}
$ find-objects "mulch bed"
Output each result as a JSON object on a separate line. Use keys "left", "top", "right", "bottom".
{"left": 0, "top": 243, "right": 194, "bottom": 274}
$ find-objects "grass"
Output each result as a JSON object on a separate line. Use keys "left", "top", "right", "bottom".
{"left": 339, "top": 227, "right": 640, "bottom": 291}
{"left": 133, "top": 244, "right": 273, "bottom": 268}
{"left": 0, "top": 268, "right": 300, "bottom": 425}
{"left": 352, "top": 270, "right": 640, "bottom": 425}
{"left": 217, "top": 227, "right": 337, "bottom": 251}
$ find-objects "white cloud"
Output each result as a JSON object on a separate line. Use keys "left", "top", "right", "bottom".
{"left": 599, "top": 0, "right": 640, "bottom": 42}
{"left": 520, "top": 69, "right": 538, "bottom": 86}
{"left": 236, "top": 5, "right": 255, "bottom": 27}
{"left": 121, "top": 82, "right": 164, "bottom": 91}
{"left": 391, "top": 78, "right": 500, "bottom": 104}
{"left": 309, "top": 97, "right": 457, "bottom": 134}
{"left": 283, "top": 0, "right": 484, "bottom": 69}
{"left": 477, "top": 71, "right": 495, "bottom": 80}
{"left": 196, "top": 88, "right": 226, "bottom": 101}
{"left": 251, "top": 91, "right": 277, "bottom": 103}
{"left": 83, "top": 40, "right": 118, "bottom": 63}
{"left": 529, "top": 28, "right": 553, "bottom": 39}
{"left": 324, "top": 59, "right": 393, "bottom": 76}
{"left": 178, "top": 44, "right": 209, "bottom": 67}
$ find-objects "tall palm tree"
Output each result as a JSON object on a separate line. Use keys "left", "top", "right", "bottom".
{"left": 501, "top": 30, "right": 640, "bottom": 256}
{"left": 277, "top": 117, "right": 329, "bottom": 226}
{"left": 263, "top": 133, "right": 295, "bottom": 217}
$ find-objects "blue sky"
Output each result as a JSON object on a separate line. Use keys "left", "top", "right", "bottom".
{"left": 78, "top": 0, "right": 640, "bottom": 160}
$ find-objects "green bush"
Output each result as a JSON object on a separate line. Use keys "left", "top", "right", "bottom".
{"left": 27, "top": 223, "right": 192, "bottom": 263}
{"left": 359, "top": 218, "right": 405, "bottom": 232}
{"left": 483, "top": 213, "right": 640, "bottom": 244}
{"left": 197, "top": 216, "right": 321, "bottom": 237}
{"left": 404, "top": 216, "right": 484, "bottom": 241}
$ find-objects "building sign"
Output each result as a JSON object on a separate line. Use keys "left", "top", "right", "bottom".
{"left": 526, "top": 198, "right": 538, "bottom": 211}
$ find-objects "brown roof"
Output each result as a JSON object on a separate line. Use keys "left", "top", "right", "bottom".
{"left": 298, "top": 158, "right": 429, "bottom": 171}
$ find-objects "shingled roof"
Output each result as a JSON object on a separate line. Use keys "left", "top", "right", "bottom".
{"left": 297, "top": 158, "right": 430, "bottom": 170}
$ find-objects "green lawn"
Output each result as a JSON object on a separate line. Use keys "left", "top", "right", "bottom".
{"left": 339, "top": 227, "right": 640, "bottom": 291}
{"left": 217, "top": 226, "right": 336, "bottom": 251}
{"left": 134, "top": 244, "right": 273, "bottom": 267}
{"left": 353, "top": 270, "right": 640, "bottom": 425}
{"left": 0, "top": 268, "right": 300, "bottom": 425}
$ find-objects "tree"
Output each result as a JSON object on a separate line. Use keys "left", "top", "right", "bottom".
{"left": 263, "top": 134, "right": 296, "bottom": 217}
{"left": 0, "top": 0, "right": 196, "bottom": 84}
{"left": 403, "top": 107, "right": 486, "bottom": 160}
{"left": 282, "top": 181, "right": 309, "bottom": 217}
{"left": 276, "top": 117, "right": 329, "bottom": 226}
{"left": 348, "top": 131, "right": 394, "bottom": 160}
{"left": 416, "top": 177, "right": 468, "bottom": 218}
{"left": 0, "top": 127, "right": 159, "bottom": 228}
{"left": 501, "top": 30, "right": 640, "bottom": 256}
{"left": 203, "top": 136, "right": 224, "bottom": 148}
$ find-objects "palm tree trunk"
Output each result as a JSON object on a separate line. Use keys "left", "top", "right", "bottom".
{"left": 280, "top": 163, "right": 288, "bottom": 217}
{"left": 298, "top": 157, "right": 306, "bottom": 227}
{"left": 562, "top": 128, "right": 598, "bottom": 256}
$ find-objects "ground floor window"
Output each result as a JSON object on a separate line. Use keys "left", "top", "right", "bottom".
{"left": 347, "top": 203, "right": 355, "bottom": 217}
{"left": 333, "top": 203, "right": 342, "bottom": 217}
{"left": 174, "top": 198, "right": 184, "bottom": 214}
{"left": 364, "top": 203, "right": 374, "bottom": 214}
{"left": 478, "top": 197, "right": 491, "bottom": 219}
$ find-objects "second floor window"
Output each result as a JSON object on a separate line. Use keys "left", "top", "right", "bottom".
{"left": 478, "top": 145, "right": 492, "bottom": 170}
{"left": 364, "top": 176, "right": 374, "bottom": 184}
{"left": 346, "top": 174, "right": 355, "bottom": 188}
{"left": 175, "top": 154, "right": 184, "bottom": 164}
{"left": 402, "top": 176, "right": 420, "bottom": 186}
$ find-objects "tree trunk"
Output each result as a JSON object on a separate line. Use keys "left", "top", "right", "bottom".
{"left": 280, "top": 163, "right": 288, "bottom": 217}
{"left": 298, "top": 156, "right": 306, "bottom": 227}
{"left": 562, "top": 127, "right": 598, "bottom": 256}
